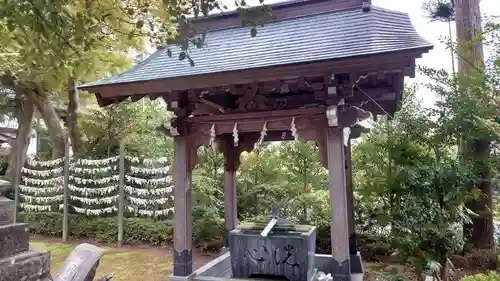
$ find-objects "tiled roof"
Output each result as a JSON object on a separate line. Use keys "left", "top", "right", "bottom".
{"left": 81, "top": 7, "right": 432, "bottom": 88}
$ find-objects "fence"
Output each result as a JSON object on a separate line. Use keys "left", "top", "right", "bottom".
{"left": 16, "top": 141, "right": 173, "bottom": 246}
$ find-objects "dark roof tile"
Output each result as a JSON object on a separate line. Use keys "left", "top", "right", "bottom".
{"left": 81, "top": 7, "right": 432, "bottom": 88}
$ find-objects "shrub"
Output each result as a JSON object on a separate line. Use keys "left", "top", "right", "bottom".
{"left": 460, "top": 272, "right": 500, "bottom": 281}
{"left": 23, "top": 212, "right": 174, "bottom": 246}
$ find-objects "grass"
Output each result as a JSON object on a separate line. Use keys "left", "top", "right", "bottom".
{"left": 31, "top": 241, "right": 173, "bottom": 281}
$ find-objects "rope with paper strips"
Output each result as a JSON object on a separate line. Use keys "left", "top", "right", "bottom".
{"left": 19, "top": 155, "right": 174, "bottom": 217}
{"left": 125, "top": 156, "right": 174, "bottom": 217}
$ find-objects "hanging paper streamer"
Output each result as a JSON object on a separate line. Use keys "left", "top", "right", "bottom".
{"left": 126, "top": 206, "right": 174, "bottom": 217}
{"left": 74, "top": 157, "right": 119, "bottom": 166}
{"left": 232, "top": 123, "right": 239, "bottom": 147}
{"left": 73, "top": 206, "right": 117, "bottom": 215}
{"left": 126, "top": 156, "right": 169, "bottom": 165}
{"left": 290, "top": 117, "right": 299, "bottom": 141}
{"left": 20, "top": 203, "right": 53, "bottom": 212}
{"left": 124, "top": 185, "right": 173, "bottom": 196}
{"left": 21, "top": 194, "right": 63, "bottom": 204}
{"left": 68, "top": 185, "right": 117, "bottom": 196}
{"left": 70, "top": 165, "right": 117, "bottom": 174}
{"left": 22, "top": 177, "right": 63, "bottom": 186}
{"left": 209, "top": 123, "right": 217, "bottom": 150}
{"left": 22, "top": 167, "right": 63, "bottom": 177}
{"left": 70, "top": 195, "right": 118, "bottom": 205}
{"left": 69, "top": 175, "right": 119, "bottom": 185}
{"left": 26, "top": 158, "right": 64, "bottom": 167}
{"left": 128, "top": 196, "right": 170, "bottom": 206}
{"left": 19, "top": 185, "right": 63, "bottom": 195}
{"left": 254, "top": 121, "right": 268, "bottom": 150}
{"left": 125, "top": 175, "right": 172, "bottom": 185}
{"left": 130, "top": 166, "right": 170, "bottom": 175}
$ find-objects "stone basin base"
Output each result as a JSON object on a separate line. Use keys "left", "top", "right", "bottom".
{"left": 169, "top": 252, "right": 364, "bottom": 281}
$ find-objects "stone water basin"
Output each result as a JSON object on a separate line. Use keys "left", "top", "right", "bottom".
{"left": 229, "top": 223, "right": 316, "bottom": 281}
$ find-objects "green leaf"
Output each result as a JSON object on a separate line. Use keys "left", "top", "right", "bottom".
{"left": 179, "top": 52, "right": 186, "bottom": 61}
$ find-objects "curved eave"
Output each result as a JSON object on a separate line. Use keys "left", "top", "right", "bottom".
{"left": 82, "top": 46, "right": 432, "bottom": 107}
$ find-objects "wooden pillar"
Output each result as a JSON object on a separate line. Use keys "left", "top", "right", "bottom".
{"left": 222, "top": 135, "right": 239, "bottom": 246}
{"left": 327, "top": 128, "right": 351, "bottom": 281}
{"left": 117, "top": 140, "right": 125, "bottom": 247}
{"left": 345, "top": 140, "right": 357, "bottom": 255}
{"left": 62, "top": 137, "right": 70, "bottom": 242}
{"left": 173, "top": 136, "right": 193, "bottom": 277}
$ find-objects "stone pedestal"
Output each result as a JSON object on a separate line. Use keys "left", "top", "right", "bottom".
{"left": 0, "top": 197, "right": 52, "bottom": 281}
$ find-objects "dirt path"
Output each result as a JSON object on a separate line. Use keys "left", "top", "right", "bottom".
{"left": 30, "top": 234, "right": 217, "bottom": 270}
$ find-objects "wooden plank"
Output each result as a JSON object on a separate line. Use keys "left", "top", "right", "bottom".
{"left": 62, "top": 137, "right": 70, "bottom": 242}
{"left": 326, "top": 127, "right": 351, "bottom": 280}
{"left": 117, "top": 140, "right": 125, "bottom": 247}
{"left": 187, "top": 107, "right": 325, "bottom": 123}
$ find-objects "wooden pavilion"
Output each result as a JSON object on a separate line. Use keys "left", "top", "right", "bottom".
{"left": 80, "top": 0, "right": 432, "bottom": 280}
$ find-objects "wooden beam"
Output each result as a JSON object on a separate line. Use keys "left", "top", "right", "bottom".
{"left": 187, "top": 108, "right": 327, "bottom": 135}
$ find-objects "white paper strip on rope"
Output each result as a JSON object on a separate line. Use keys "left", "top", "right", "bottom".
{"left": 70, "top": 165, "right": 117, "bottom": 174}
{"left": 72, "top": 206, "right": 117, "bottom": 215}
{"left": 124, "top": 185, "right": 173, "bottom": 196}
{"left": 68, "top": 185, "right": 117, "bottom": 196}
{"left": 74, "top": 156, "right": 119, "bottom": 166}
{"left": 20, "top": 203, "right": 53, "bottom": 212}
{"left": 126, "top": 156, "right": 169, "bottom": 165}
{"left": 26, "top": 158, "right": 64, "bottom": 167}
{"left": 21, "top": 167, "right": 63, "bottom": 177}
{"left": 127, "top": 196, "right": 170, "bottom": 206}
{"left": 21, "top": 194, "right": 63, "bottom": 204}
{"left": 126, "top": 206, "right": 174, "bottom": 216}
{"left": 22, "top": 177, "right": 63, "bottom": 186}
{"left": 125, "top": 175, "right": 172, "bottom": 185}
{"left": 19, "top": 185, "right": 63, "bottom": 195}
{"left": 130, "top": 166, "right": 170, "bottom": 175}
{"left": 70, "top": 195, "right": 118, "bottom": 205}
{"left": 69, "top": 175, "right": 119, "bottom": 185}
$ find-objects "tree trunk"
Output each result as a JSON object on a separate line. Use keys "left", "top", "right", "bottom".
{"left": 454, "top": 0, "right": 484, "bottom": 75}
{"left": 6, "top": 92, "right": 35, "bottom": 181}
{"left": 67, "top": 77, "right": 81, "bottom": 154}
{"left": 454, "top": 0, "right": 494, "bottom": 250}
{"left": 24, "top": 87, "right": 66, "bottom": 159}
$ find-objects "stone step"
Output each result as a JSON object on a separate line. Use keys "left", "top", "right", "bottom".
{"left": 0, "top": 197, "right": 14, "bottom": 226}
{"left": 0, "top": 223, "right": 30, "bottom": 259}
{"left": 0, "top": 249, "right": 51, "bottom": 281}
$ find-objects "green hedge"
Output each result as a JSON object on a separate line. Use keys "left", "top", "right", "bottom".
{"left": 23, "top": 212, "right": 391, "bottom": 258}
{"left": 23, "top": 212, "right": 174, "bottom": 246}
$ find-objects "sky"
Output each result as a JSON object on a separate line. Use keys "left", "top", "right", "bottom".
{"left": 221, "top": 0, "right": 498, "bottom": 108}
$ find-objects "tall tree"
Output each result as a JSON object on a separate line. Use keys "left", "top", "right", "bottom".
{"left": 453, "top": 0, "right": 494, "bottom": 249}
